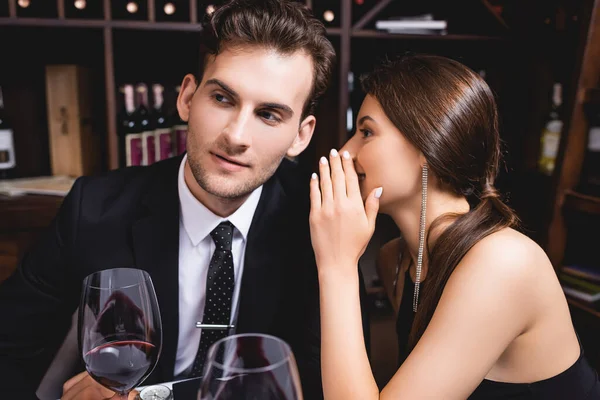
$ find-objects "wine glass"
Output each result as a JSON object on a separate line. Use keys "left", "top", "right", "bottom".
{"left": 78, "top": 268, "right": 163, "bottom": 400}
{"left": 198, "top": 333, "right": 303, "bottom": 400}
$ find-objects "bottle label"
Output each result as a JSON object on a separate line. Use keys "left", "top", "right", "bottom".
{"left": 155, "top": 128, "right": 173, "bottom": 161}
{"left": 125, "top": 133, "right": 143, "bottom": 167}
{"left": 174, "top": 125, "right": 187, "bottom": 155}
{"left": 0, "top": 129, "right": 16, "bottom": 169}
{"left": 538, "top": 122, "right": 562, "bottom": 175}
{"left": 588, "top": 127, "right": 600, "bottom": 152}
{"left": 142, "top": 131, "right": 156, "bottom": 166}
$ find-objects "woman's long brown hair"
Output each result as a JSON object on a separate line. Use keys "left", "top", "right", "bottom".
{"left": 360, "top": 54, "right": 520, "bottom": 350}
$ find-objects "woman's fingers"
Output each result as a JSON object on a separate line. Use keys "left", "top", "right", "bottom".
{"left": 309, "top": 172, "right": 321, "bottom": 211}
{"left": 329, "top": 149, "right": 347, "bottom": 200}
{"left": 319, "top": 156, "right": 333, "bottom": 205}
{"left": 341, "top": 150, "right": 361, "bottom": 199}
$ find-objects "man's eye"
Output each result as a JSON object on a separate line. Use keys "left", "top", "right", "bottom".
{"left": 258, "top": 111, "right": 280, "bottom": 122}
{"left": 214, "top": 94, "right": 229, "bottom": 103}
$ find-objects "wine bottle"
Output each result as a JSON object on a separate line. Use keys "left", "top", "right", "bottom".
{"left": 538, "top": 83, "right": 563, "bottom": 175}
{"left": 152, "top": 84, "right": 173, "bottom": 162}
{"left": 0, "top": 86, "right": 16, "bottom": 179}
{"left": 579, "top": 105, "right": 600, "bottom": 196}
{"left": 123, "top": 84, "right": 143, "bottom": 167}
{"left": 118, "top": 85, "right": 130, "bottom": 168}
{"left": 135, "top": 83, "right": 156, "bottom": 166}
{"left": 172, "top": 85, "right": 188, "bottom": 156}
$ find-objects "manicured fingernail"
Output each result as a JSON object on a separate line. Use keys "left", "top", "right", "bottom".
{"left": 330, "top": 149, "right": 338, "bottom": 157}
{"left": 342, "top": 151, "right": 350, "bottom": 160}
{"left": 375, "top": 187, "right": 383, "bottom": 198}
{"left": 311, "top": 173, "right": 317, "bottom": 180}
{"left": 320, "top": 157, "right": 328, "bottom": 164}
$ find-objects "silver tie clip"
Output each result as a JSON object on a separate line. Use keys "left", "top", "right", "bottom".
{"left": 195, "top": 323, "right": 235, "bottom": 330}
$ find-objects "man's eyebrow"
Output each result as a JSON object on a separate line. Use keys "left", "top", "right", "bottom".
{"left": 206, "top": 78, "right": 294, "bottom": 118}
{"left": 205, "top": 79, "right": 239, "bottom": 99}
{"left": 260, "top": 102, "right": 294, "bottom": 118}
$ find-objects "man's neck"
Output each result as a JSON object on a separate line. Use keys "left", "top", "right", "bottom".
{"left": 184, "top": 162, "right": 250, "bottom": 218}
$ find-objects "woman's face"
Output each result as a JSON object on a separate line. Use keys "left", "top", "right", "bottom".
{"left": 340, "top": 95, "right": 424, "bottom": 210}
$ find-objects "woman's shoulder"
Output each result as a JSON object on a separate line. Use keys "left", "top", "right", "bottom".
{"left": 459, "top": 227, "right": 552, "bottom": 284}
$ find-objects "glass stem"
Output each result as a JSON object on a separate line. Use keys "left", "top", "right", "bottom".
{"left": 112, "top": 392, "right": 130, "bottom": 400}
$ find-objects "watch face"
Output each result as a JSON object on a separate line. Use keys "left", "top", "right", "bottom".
{"left": 139, "top": 384, "right": 172, "bottom": 400}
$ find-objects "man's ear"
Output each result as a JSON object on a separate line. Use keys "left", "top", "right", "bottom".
{"left": 287, "top": 115, "right": 316, "bottom": 158}
{"left": 176, "top": 74, "right": 198, "bottom": 123}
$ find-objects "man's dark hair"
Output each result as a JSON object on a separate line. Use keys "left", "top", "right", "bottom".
{"left": 198, "top": 0, "right": 336, "bottom": 119}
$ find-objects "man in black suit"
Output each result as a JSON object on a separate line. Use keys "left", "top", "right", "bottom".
{"left": 0, "top": 1, "right": 370, "bottom": 399}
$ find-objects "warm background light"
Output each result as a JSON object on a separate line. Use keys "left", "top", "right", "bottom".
{"left": 126, "top": 1, "right": 138, "bottom": 14}
{"left": 206, "top": 4, "right": 216, "bottom": 15}
{"left": 74, "top": 0, "right": 86, "bottom": 10}
{"left": 323, "top": 10, "right": 334, "bottom": 22}
{"left": 164, "top": 2, "right": 175, "bottom": 15}
{"left": 17, "top": 0, "right": 30, "bottom": 8}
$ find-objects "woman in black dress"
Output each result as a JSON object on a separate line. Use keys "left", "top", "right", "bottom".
{"left": 309, "top": 54, "right": 600, "bottom": 399}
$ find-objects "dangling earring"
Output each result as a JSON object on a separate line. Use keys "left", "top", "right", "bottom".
{"left": 413, "top": 164, "right": 428, "bottom": 312}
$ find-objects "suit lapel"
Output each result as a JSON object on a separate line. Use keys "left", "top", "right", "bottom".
{"left": 131, "top": 157, "right": 182, "bottom": 382}
{"left": 236, "top": 176, "right": 289, "bottom": 334}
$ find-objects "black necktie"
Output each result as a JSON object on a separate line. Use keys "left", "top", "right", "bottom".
{"left": 190, "top": 221, "right": 235, "bottom": 377}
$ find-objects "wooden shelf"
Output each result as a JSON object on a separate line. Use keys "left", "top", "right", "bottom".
{"left": 326, "top": 27, "right": 341, "bottom": 36}
{"left": 563, "top": 189, "right": 600, "bottom": 215}
{"left": 0, "top": 17, "right": 342, "bottom": 35}
{"left": 0, "top": 17, "right": 105, "bottom": 28}
{"left": 584, "top": 87, "right": 600, "bottom": 105}
{"left": 566, "top": 295, "right": 600, "bottom": 319}
{"left": 0, "top": 194, "right": 63, "bottom": 231}
{"left": 351, "top": 29, "right": 507, "bottom": 41}
{"left": 366, "top": 286, "right": 386, "bottom": 296}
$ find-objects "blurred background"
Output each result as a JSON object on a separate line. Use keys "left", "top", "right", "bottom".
{"left": 1, "top": 0, "right": 599, "bottom": 389}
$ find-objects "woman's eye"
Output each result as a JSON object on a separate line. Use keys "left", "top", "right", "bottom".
{"left": 360, "top": 128, "right": 373, "bottom": 138}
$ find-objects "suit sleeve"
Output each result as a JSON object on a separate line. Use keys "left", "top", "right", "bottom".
{"left": 0, "top": 177, "right": 85, "bottom": 397}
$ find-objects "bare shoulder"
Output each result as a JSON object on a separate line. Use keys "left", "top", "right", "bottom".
{"left": 456, "top": 227, "right": 552, "bottom": 288}
{"left": 436, "top": 228, "right": 554, "bottom": 333}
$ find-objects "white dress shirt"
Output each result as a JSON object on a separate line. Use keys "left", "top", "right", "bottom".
{"left": 174, "top": 155, "right": 263, "bottom": 377}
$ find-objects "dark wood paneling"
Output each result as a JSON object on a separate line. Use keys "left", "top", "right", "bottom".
{"left": 0, "top": 194, "right": 63, "bottom": 283}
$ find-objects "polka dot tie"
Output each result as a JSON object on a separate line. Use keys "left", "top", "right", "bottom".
{"left": 190, "top": 221, "right": 235, "bottom": 377}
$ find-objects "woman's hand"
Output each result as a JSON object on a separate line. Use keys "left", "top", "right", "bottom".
{"left": 309, "top": 149, "right": 382, "bottom": 273}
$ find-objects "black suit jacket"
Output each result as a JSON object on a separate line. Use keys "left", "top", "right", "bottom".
{"left": 0, "top": 155, "right": 370, "bottom": 399}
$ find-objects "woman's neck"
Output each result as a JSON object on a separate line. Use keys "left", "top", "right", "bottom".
{"left": 389, "top": 190, "right": 470, "bottom": 280}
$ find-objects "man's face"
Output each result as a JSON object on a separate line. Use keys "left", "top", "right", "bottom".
{"left": 178, "top": 46, "right": 316, "bottom": 200}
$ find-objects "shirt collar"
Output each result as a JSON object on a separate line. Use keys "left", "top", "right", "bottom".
{"left": 178, "top": 154, "right": 263, "bottom": 247}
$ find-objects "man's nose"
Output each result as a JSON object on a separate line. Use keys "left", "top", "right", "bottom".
{"left": 222, "top": 112, "right": 252, "bottom": 149}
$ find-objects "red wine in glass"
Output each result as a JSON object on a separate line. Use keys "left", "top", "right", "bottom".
{"left": 79, "top": 268, "right": 162, "bottom": 400}
{"left": 198, "top": 333, "right": 303, "bottom": 400}
{"left": 84, "top": 338, "right": 158, "bottom": 392}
